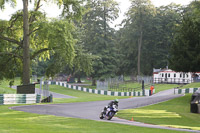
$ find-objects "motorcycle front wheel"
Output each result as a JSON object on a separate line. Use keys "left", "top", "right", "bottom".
{"left": 107, "top": 112, "right": 115, "bottom": 120}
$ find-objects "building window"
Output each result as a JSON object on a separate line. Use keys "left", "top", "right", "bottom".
{"left": 168, "top": 73, "right": 170, "bottom": 77}
{"left": 174, "top": 74, "right": 176, "bottom": 77}
{"left": 162, "top": 73, "right": 164, "bottom": 77}
{"left": 180, "top": 74, "right": 182, "bottom": 78}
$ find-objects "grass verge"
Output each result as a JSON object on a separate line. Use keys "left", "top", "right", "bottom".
{"left": 47, "top": 85, "right": 129, "bottom": 103}
{"left": 116, "top": 94, "right": 200, "bottom": 131}
{"left": 0, "top": 79, "right": 196, "bottom": 132}
{"left": 72, "top": 82, "right": 180, "bottom": 93}
{"left": 0, "top": 80, "right": 16, "bottom": 94}
{"left": 179, "top": 82, "right": 200, "bottom": 89}
{"left": 0, "top": 104, "right": 183, "bottom": 133}
{"left": 153, "top": 84, "right": 180, "bottom": 93}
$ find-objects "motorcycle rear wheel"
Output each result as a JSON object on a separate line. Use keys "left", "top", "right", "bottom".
{"left": 99, "top": 112, "right": 104, "bottom": 119}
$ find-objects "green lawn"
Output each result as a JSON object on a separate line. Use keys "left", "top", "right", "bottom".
{"left": 0, "top": 79, "right": 200, "bottom": 132}
{"left": 72, "top": 82, "right": 180, "bottom": 93}
{"left": 179, "top": 82, "right": 200, "bottom": 89}
{"left": 79, "top": 82, "right": 144, "bottom": 92}
{"left": 47, "top": 85, "right": 129, "bottom": 103}
{"left": 0, "top": 80, "right": 16, "bottom": 94}
{"left": 116, "top": 94, "right": 200, "bottom": 131}
{"left": 118, "top": 83, "right": 180, "bottom": 93}
{"left": 0, "top": 105, "right": 183, "bottom": 133}
{"left": 0, "top": 80, "right": 184, "bottom": 133}
{"left": 153, "top": 84, "right": 180, "bottom": 93}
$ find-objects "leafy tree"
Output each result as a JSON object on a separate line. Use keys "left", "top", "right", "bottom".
{"left": 0, "top": 0, "right": 84, "bottom": 84}
{"left": 116, "top": 2, "right": 183, "bottom": 76}
{"left": 82, "top": 0, "right": 119, "bottom": 85}
{"left": 117, "top": 0, "right": 156, "bottom": 76}
{"left": 42, "top": 20, "right": 97, "bottom": 82}
{"left": 32, "top": 59, "right": 49, "bottom": 76}
{"left": 47, "top": 44, "right": 96, "bottom": 82}
{"left": 143, "top": 3, "right": 183, "bottom": 74}
{"left": 169, "top": 1, "right": 200, "bottom": 72}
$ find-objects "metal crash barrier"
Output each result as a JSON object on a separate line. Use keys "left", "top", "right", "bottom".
{"left": 0, "top": 94, "right": 41, "bottom": 105}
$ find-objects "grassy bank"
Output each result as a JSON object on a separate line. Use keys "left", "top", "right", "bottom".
{"left": 179, "top": 82, "right": 200, "bottom": 89}
{"left": 153, "top": 84, "right": 179, "bottom": 93}
{"left": 73, "top": 82, "right": 180, "bottom": 93}
{"left": 0, "top": 105, "right": 183, "bottom": 133}
{"left": 116, "top": 94, "right": 200, "bottom": 131}
{"left": 0, "top": 81, "right": 183, "bottom": 133}
{"left": 0, "top": 80, "right": 16, "bottom": 94}
{"left": 48, "top": 85, "right": 129, "bottom": 103}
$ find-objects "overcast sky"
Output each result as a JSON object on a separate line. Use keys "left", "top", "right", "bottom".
{"left": 0, "top": 0, "right": 194, "bottom": 27}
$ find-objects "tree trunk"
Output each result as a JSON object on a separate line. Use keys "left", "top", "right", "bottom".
{"left": 137, "top": 8, "right": 143, "bottom": 76}
{"left": 92, "top": 79, "right": 96, "bottom": 86}
{"left": 103, "top": 1, "right": 107, "bottom": 44}
{"left": 22, "top": 0, "right": 30, "bottom": 85}
{"left": 77, "top": 76, "right": 81, "bottom": 83}
{"left": 137, "top": 29, "right": 143, "bottom": 76}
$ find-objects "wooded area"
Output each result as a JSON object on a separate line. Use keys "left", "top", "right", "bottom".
{"left": 0, "top": 0, "right": 200, "bottom": 85}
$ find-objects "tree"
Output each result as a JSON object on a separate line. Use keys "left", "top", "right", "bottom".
{"left": 59, "top": 44, "right": 96, "bottom": 83}
{"left": 169, "top": 1, "right": 200, "bottom": 72}
{"left": 116, "top": 2, "right": 183, "bottom": 76}
{"left": 0, "top": 0, "right": 84, "bottom": 84}
{"left": 129, "top": 0, "right": 156, "bottom": 76}
{"left": 42, "top": 20, "right": 97, "bottom": 82}
{"left": 116, "top": 0, "right": 156, "bottom": 76}
{"left": 137, "top": 3, "right": 183, "bottom": 75}
{"left": 82, "top": 0, "right": 119, "bottom": 85}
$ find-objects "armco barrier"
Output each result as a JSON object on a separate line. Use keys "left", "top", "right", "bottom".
{"left": 174, "top": 88, "right": 200, "bottom": 94}
{"left": 0, "top": 94, "right": 41, "bottom": 105}
{"left": 49, "top": 81, "right": 153, "bottom": 97}
{"left": 0, "top": 94, "right": 3, "bottom": 104}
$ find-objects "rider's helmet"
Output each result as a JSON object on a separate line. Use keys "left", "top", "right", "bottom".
{"left": 114, "top": 99, "right": 119, "bottom": 104}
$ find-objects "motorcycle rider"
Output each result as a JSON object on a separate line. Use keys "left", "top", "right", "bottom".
{"left": 102, "top": 99, "right": 119, "bottom": 115}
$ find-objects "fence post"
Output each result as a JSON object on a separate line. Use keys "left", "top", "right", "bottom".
{"left": 142, "top": 80, "right": 145, "bottom": 96}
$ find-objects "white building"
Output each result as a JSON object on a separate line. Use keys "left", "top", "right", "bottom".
{"left": 153, "top": 68, "right": 200, "bottom": 84}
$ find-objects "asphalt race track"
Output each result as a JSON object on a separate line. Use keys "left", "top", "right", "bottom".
{"left": 11, "top": 89, "right": 200, "bottom": 132}
{"left": 12, "top": 86, "right": 76, "bottom": 99}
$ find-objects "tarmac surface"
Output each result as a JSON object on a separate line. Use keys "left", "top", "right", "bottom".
{"left": 35, "top": 88, "right": 76, "bottom": 99}
{"left": 12, "top": 86, "right": 76, "bottom": 99}
{"left": 11, "top": 89, "right": 200, "bottom": 132}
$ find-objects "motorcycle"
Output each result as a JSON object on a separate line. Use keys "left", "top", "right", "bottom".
{"left": 99, "top": 105, "right": 118, "bottom": 120}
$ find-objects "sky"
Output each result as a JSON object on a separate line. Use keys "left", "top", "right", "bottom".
{"left": 0, "top": 0, "right": 194, "bottom": 27}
